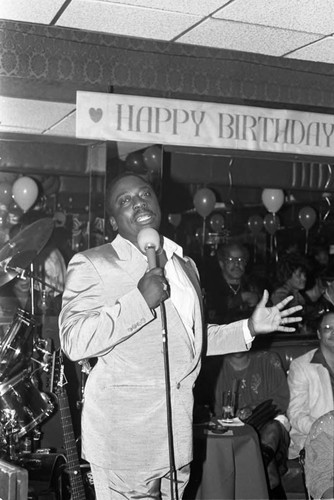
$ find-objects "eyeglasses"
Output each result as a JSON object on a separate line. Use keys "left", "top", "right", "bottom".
{"left": 319, "top": 325, "right": 334, "bottom": 334}
{"left": 224, "top": 257, "right": 247, "bottom": 265}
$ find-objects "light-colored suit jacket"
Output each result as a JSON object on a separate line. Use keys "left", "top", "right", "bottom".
{"left": 59, "top": 235, "right": 248, "bottom": 470}
{"left": 287, "top": 348, "right": 334, "bottom": 458}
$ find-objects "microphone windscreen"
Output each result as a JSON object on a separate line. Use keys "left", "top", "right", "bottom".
{"left": 137, "top": 228, "right": 160, "bottom": 253}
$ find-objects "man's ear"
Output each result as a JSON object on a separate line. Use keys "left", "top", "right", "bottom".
{"left": 109, "top": 216, "right": 118, "bottom": 231}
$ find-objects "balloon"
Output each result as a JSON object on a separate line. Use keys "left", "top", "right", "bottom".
{"left": 143, "top": 145, "right": 162, "bottom": 172}
{"left": 298, "top": 206, "right": 317, "bottom": 231}
{"left": 209, "top": 213, "right": 225, "bottom": 232}
{"left": 12, "top": 176, "right": 39, "bottom": 212}
{"left": 0, "top": 182, "right": 12, "bottom": 205}
{"left": 125, "top": 151, "right": 147, "bottom": 173}
{"left": 193, "top": 188, "right": 216, "bottom": 218}
{"left": 264, "top": 213, "right": 280, "bottom": 235}
{"left": 168, "top": 213, "right": 181, "bottom": 227}
{"left": 247, "top": 215, "right": 263, "bottom": 235}
{"left": 262, "top": 188, "right": 284, "bottom": 213}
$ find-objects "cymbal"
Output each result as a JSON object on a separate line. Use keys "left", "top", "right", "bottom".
{"left": 0, "top": 218, "right": 55, "bottom": 287}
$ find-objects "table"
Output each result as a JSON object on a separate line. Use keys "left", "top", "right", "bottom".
{"left": 184, "top": 421, "right": 269, "bottom": 500}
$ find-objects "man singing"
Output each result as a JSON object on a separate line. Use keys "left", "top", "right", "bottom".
{"left": 59, "top": 173, "right": 302, "bottom": 499}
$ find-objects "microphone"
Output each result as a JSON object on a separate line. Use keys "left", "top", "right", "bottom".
{"left": 137, "top": 227, "right": 160, "bottom": 269}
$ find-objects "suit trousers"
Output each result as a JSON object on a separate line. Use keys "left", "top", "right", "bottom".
{"left": 90, "top": 463, "right": 191, "bottom": 500}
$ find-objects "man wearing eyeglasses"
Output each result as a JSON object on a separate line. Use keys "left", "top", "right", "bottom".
{"left": 205, "top": 242, "right": 262, "bottom": 324}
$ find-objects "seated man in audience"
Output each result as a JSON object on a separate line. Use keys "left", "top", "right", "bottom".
{"left": 304, "top": 410, "right": 334, "bottom": 500}
{"left": 287, "top": 310, "right": 334, "bottom": 460}
{"left": 205, "top": 241, "right": 262, "bottom": 323}
{"left": 213, "top": 350, "right": 290, "bottom": 499}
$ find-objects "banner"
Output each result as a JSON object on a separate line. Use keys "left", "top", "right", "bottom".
{"left": 77, "top": 92, "right": 334, "bottom": 157}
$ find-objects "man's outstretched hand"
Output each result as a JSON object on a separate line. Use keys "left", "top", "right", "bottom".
{"left": 248, "top": 290, "right": 303, "bottom": 336}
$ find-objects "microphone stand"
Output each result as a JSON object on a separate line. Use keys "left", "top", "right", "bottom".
{"left": 160, "top": 300, "right": 178, "bottom": 500}
{"left": 138, "top": 232, "right": 179, "bottom": 499}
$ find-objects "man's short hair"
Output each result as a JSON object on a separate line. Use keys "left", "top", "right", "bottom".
{"left": 217, "top": 242, "right": 249, "bottom": 263}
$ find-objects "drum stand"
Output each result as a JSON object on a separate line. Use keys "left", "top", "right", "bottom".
{"left": 0, "top": 263, "right": 58, "bottom": 462}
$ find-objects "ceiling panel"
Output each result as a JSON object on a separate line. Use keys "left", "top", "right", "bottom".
{"left": 286, "top": 37, "right": 334, "bottom": 64}
{"left": 213, "top": 0, "right": 334, "bottom": 35}
{"left": 0, "top": 0, "right": 65, "bottom": 24}
{"left": 177, "top": 18, "right": 322, "bottom": 57}
{"left": 0, "top": 97, "right": 76, "bottom": 135}
{"left": 0, "top": 0, "right": 333, "bottom": 65}
{"left": 56, "top": 0, "right": 200, "bottom": 40}
{"left": 95, "top": 0, "right": 230, "bottom": 16}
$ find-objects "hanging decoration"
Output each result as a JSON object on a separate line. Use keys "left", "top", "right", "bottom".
{"left": 298, "top": 206, "right": 317, "bottom": 254}
{"left": 261, "top": 188, "right": 284, "bottom": 214}
{"left": 12, "top": 177, "right": 39, "bottom": 212}
{"left": 321, "top": 193, "right": 331, "bottom": 224}
{"left": 209, "top": 213, "right": 225, "bottom": 232}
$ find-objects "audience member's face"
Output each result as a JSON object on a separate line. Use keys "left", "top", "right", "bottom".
{"left": 318, "top": 312, "right": 334, "bottom": 350}
{"left": 289, "top": 268, "right": 307, "bottom": 291}
{"left": 315, "top": 249, "right": 329, "bottom": 266}
{"left": 220, "top": 246, "right": 247, "bottom": 282}
{"left": 108, "top": 175, "right": 161, "bottom": 247}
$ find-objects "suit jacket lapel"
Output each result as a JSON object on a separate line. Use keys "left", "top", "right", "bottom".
{"left": 174, "top": 254, "right": 204, "bottom": 318}
{"left": 111, "top": 235, "right": 148, "bottom": 283}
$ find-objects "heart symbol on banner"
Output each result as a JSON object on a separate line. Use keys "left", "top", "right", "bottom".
{"left": 89, "top": 108, "right": 103, "bottom": 123}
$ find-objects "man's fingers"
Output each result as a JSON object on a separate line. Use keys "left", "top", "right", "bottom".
{"left": 280, "top": 316, "right": 303, "bottom": 324}
{"left": 277, "top": 326, "right": 297, "bottom": 332}
{"left": 258, "top": 289, "right": 269, "bottom": 307}
{"left": 281, "top": 304, "right": 303, "bottom": 316}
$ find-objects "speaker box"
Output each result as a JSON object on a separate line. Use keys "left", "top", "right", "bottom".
{"left": 0, "top": 459, "right": 29, "bottom": 500}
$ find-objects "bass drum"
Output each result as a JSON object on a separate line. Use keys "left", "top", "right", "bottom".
{"left": 0, "top": 308, "right": 35, "bottom": 383}
{"left": 0, "top": 371, "right": 54, "bottom": 437}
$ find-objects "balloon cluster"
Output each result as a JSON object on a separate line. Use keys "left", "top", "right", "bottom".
{"left": 125, "top": 145, "right": 162, "bottom": 174}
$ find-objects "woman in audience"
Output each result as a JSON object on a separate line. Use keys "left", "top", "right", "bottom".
{"left": 271, "top": 252, "right": 334, "bottom": 332}
{"left": 287, "top": 311, "right": 334, "bottom": 460}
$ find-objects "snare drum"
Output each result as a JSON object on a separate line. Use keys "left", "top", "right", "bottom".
{"left": 0, "top": 309, "right": 35, "bottom": 382}
{"left": 0, "top": 371, "right": 54, "bottom": 437}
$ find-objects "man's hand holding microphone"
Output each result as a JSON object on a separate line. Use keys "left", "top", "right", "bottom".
{"left": 137, "top": 228, "right": 169, "bottom": 309}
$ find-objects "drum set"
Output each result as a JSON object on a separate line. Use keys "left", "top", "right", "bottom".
{"left": 0, "top": 219, "right": 58, "bottom": 460}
